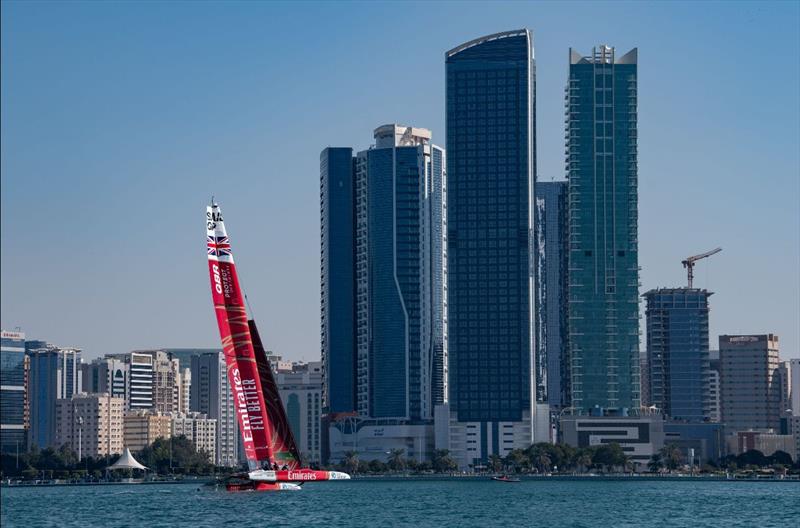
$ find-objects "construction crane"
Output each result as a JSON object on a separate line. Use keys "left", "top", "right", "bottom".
{"left": 682, "top": 247, "right": 722, "bottom": 288}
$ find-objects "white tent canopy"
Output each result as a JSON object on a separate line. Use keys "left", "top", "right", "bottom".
{"left": 107, "top": 448, "right": 148, "bottom": 471}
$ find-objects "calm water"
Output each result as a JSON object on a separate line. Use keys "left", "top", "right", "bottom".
{"left": 2, "top": 479, "right": 799, "bottom": 527}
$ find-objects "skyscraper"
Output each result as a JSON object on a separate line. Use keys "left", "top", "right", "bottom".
{"left": 27, "top": 344, "right": 82, "bottom": 448}
{"left": 358, "top": 124, "right": 447, "bottom": 422}
{"left": 190, "top": 351, "right": 238, "bottom": 466}
{"left": 440, "top": 29, "right": 538, "bottom": 467}
{"left": 719, "top": 334, "right": 781, "bottom": 434}
{"left": 1, "top": 330, "right": 27, "bottom": 453}
{"left": 323, "top": 125, "right": 447, "bottom": 463}
{"left": 566, "top": 45, "right": 640, "bottom": 413}
{"left": 81, "top": 357, "right": 128, "bottom": 400}
{"left": 320, "top": 147, "right": 357, "bottom": 415}
{"left": 643, "top": 288, "right": 712, "bottom": 422}
{"left": 535, "top": 181, "right": 569, "bottom": 410}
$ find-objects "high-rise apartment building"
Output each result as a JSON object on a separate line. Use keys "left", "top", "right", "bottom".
{"left": 55, "top": 393, "right": 124, "bottom": 458}
{"left": 27, "top": 344, "right": 82, "bottom": 448}
{"left": 127, "top": 352, "right": 154, "bottom": 410}
{"left": 320, "top": 147, "right": 357, "bottom": 415}
{"left": 1, "top": 330, "right": 28, "bottom": 453}
{"left": 439, "top": 29, "right": 539, "bottom": 467}
{"left": 566, "top": 45, "right": 640, "bottom": 413}
{"left": 276, "top": 361, "right": 323, "bottom": 465}
{"left": 790, "top": 358, "right": 800, "bottom": 416}
{"left": 719, "top": 334, "right": 781, "bottom": 434}
{"left": 644, "top": 288, "right": 711, "bottom": 422}
{"left": 171, "top": 412, "right": 216, "bottom": 464}
{"left": 81, "top": 357, "right": 128, "bottom": 400}
{"left": 123, "top": 410, "right": 173, "bottom": 451}
{"left": 708, "top": 350, "right": 721, "bottom": 423}
{"left": 323, "top": 125, "right": 447, "bottom": 463}
{"left": 777, "top": 360, "right": 792, "bottom": 418}
{"left": 534, "top": 181, "right": 569, "bottom": 410}
{"left": 190, "top": 352, "right": 238, "bottom": 466}
{"left": 356, "top": 124, "right": 447, "bottom": 421}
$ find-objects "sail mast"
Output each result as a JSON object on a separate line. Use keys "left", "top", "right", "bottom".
{"left": 206, "top": 202, "right": 275, "bottom": 469}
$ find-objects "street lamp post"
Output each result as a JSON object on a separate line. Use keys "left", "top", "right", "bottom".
{"left": 76, "top": 416, "right": 83, "bottom": 463}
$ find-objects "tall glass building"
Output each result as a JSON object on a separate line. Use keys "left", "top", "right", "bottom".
{"left": 1, "top": 330, "right": 27, "bottom": 453}
{"left": 644, "top": 288, "right": 711, "bottom": 422}
{"left": 320, "top": 147, "right": 357, "bottom": 414}
{"left": 566, "top": 46, "right": 640, "bottom": 413}
{"left": 439, "top": 29, "right": 538, "bottom": 466}
{"left": 535, "top": 181, "right": 569, "bottom": 410}
{"left": 358, "top": 125, "right": 447, "bottom": 421}
{"left": 27, "top": 343, "right": 82, "bottom": 448}
{"left": 321, "top": 126, "right": 447, "bottom": 463}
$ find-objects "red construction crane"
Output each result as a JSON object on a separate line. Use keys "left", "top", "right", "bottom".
{"left": 682, "top": 247, "right": 722, "bottom": 288}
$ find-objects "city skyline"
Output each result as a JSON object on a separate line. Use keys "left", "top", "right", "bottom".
{"left": 2, "top": 1, "right": 799, "bottom": 361}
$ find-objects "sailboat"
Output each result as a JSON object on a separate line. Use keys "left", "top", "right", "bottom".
{"left": 206, "top": 201, "right": 350, "bottom": 491}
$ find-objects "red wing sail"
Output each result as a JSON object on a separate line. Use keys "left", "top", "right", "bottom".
{"left": 249, "top": 319, "right": 302, "bottom": 469}
{"left": 207, "top": 203, "right": 274, "bottom": 469}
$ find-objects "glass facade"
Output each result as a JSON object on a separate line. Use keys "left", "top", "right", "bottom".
{"left": 534, "top": 181, "right": 569, "bottom": 409}
{"left": 320, "top": 147, "right": 357, "bottom": 414}
{"left": 361, "top": 129, "right": 446, "bottom": 421}
{"left": 27, "top": 345, "right": 82, "bottom": 448}
{"left": 446, "top": 30, "right": 535, "bottom": 423}
{"left": 1, "top": 331, "right": 27, "bottom": 453}
{"left": 566, "top": 46, "right": 640, "bottom": 412}
{"left": 644, "top": 288, "right": 711, "bottom": 422}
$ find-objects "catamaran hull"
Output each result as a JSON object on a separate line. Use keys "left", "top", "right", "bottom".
{"left": 226, "top": 481, "right": 301, "bottom": 492}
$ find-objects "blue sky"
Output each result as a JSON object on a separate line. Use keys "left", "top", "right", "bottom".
{"left": 2, "top": 1, "right": 798, "bottom": 360}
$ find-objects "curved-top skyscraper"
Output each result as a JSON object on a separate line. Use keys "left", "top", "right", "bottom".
{"left": 438, "top": 30, "right": 541, "bottom": 468}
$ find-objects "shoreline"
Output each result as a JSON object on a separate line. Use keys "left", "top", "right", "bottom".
{"left": 3, "top": 473, "right": 798, "bottom": 488}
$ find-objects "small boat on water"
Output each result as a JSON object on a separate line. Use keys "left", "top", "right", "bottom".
{"left": 491, "top": 475, "right": 521, "bottom": 483}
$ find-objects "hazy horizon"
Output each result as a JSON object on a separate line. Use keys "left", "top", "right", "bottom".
{"left": 2, "top": 1, "right": 798, "bottom": 360}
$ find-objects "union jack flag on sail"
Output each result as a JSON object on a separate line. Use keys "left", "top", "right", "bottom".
{"left": 207, "top": 235, "right": 231, "bottom": 257}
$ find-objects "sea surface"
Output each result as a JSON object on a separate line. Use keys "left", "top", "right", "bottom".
{"left": 2, "top": 478, "right": 799, "bottom": 527}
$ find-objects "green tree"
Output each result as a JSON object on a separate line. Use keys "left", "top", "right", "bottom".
{"left": 388, "top": 448, "right": 406, "bottom": 472}
{"left": 505, "top": 449, "right": 530, "bottom": 473}
{"left": 343, "top": 451, "right": 359, "bottom": 474}
{"left": 432, "top": 449, "right": 458, "bottom": 473}
{"left": 488, "top": 454, "right": 504, "bottom": 473}
{"left": 647, "top": 453, "right": 664, "bottom": 473}
{"left": 572, "top": 448, "right": 594, "bottom": 473}
{"left": 660, "top": 443, "right": 683, "bottom": 473}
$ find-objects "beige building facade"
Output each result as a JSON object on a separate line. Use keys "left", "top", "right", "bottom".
{"left": 55, "top": 393, "right": 124, "bottom": 458}
{"left": 172, "top": 412, "right": 216, "bottom": 463}
{"left": 123, "top": 410, "right": 172, "bottom": 451}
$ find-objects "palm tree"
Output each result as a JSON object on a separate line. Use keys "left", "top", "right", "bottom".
{"left": 488, "top": 454, "right": 503, "bottom": 473}
{"left": 432, "top": 449, "right": 458, "bottom": 473}
{"left": 388, "top": 448, "right": 406, "bottom": 472}
{"left": 343, "top": 451, "right": 359, "bottom": 474}
{"left": 535, "top": 453, "right": 552, "bottom": 473}
{"left": 573, "top": 450, "right": 593, "bottom": 473}
{"left": 660, "top": 444, "right": 682, "bottom": 473}
{"left": 647, "top": 453, "right": 663, "bottom": 473}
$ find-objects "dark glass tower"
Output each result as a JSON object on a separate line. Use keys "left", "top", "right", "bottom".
{"left": 535, "top": 181, "right": 569, "bottom": 410}
{"left": 566, "top": 46, "right": 640, "bottom": 413}
{"left": 0, "top": 331, "right": 27, "bottom": 453}
{"left": 360, "top": 125, "right": 446, "bottom": 421}
{"left": 446, "top": 30, "right": 535, "bottom": 424}
{"left": 320, "top": 148, "right": 357, "bottom": 414}
{"left": 644, "top": 288, "right": 711, "bottom": 422}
